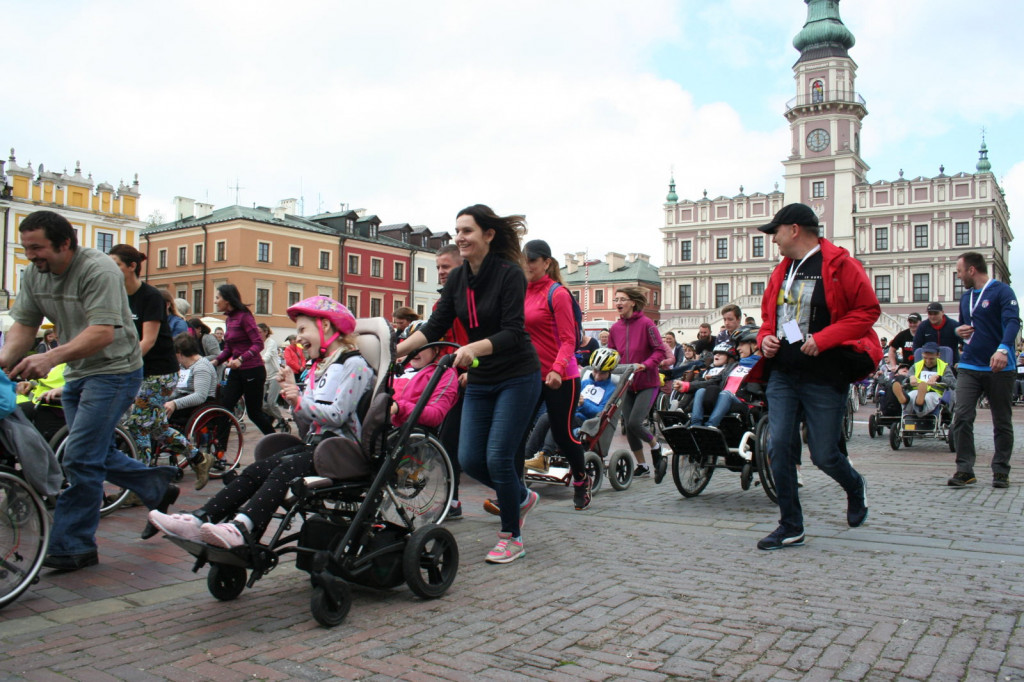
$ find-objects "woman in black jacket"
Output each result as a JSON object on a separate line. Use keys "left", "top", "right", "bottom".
{"left": 398, "top": 204, "right": 541, "bottom": 565}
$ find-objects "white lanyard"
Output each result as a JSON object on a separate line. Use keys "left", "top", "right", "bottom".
{"left": 782, "top": 244, "right": 820, "bottom": 320}
{"left": 967, "top": 279, "right": 992, "bottom": 321}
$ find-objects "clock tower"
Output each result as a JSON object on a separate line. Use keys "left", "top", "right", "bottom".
{"left": 781, "top": 0, "right": 867, "bottom": 254}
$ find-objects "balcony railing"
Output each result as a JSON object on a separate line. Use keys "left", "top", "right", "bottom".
{"left": 785, "top": 91, "right": 866, "bottom": 112}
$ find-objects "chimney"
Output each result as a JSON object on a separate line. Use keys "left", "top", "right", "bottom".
{"left": 272, "top": 205, "right": 286, "bottom": 220}
{"left": 606, "top": 252, "right": 625, "bottom": 272}
{"left": 627, "top": 252, "right": 650, "bottom": 264}
{"left": 195, "top": 202, "right": 214, "bottom": 219}
{"left": 174, "top": 196, "right": 195, "bottom": 220}
{"left": 564, "top": 253, "right": 578, "bottom": 275}
{"left": 354, "top": 208, "right": 367, "bottom": 218}
{"left": 279, "top": 198, "right": 298, "bottom": 215}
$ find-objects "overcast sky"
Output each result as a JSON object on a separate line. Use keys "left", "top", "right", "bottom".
{"left": 6, "top": 0, "right": 1024, "bottom": 287}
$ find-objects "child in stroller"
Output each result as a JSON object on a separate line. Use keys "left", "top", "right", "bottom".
{"left": 147, "top": 296, "right": 373, "bottom": 547}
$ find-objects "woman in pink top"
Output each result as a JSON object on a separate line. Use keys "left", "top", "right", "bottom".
{"left": 211, "top": 284, "right": 275, "bottom": 435}
{"left": 521, "top": 239, "right": 593, "bottom": 511}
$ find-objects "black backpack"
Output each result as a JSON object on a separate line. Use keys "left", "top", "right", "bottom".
{"left": 546, "top": 282, "right": 585, "bottom": 351}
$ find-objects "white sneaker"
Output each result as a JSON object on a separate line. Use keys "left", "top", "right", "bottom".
{"left": 199, "top": 522, "right": 246, "bottom": 548}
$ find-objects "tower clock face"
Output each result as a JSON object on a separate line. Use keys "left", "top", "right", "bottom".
{"left": 807, "top": 128, "right": 830, "bottom": 152}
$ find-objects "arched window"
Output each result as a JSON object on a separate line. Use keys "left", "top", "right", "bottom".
{"left": 811, "top": 80, "right": 824, "bottom": 104}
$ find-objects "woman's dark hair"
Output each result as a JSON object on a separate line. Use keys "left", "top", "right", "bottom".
{"left": 456, "top": 204, "right": 526, "bottom": 265}
{"left": 216, "top": 283, "right": 250, "bottom": 313}
{"left": 173, "top": 332, "right": 202, "bottom": 356}
{"left": 159, "top": 288, "right": 179, "bottom": 316}
{"left": 187, "top": 317, "right": 211, "bottom": 336}
{"left": 616, "top": 286, "right": 648, "bottom": 312}
{"left": 257, "top": 323, "right": 271, "bottom": 335}
{"left": 109, "top": 243, "right": 147, "bottom": 276}
{"left": 19, "top": 210, "right": 78, "bottom": 250}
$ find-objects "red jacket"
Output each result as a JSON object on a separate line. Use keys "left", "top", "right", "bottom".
{"left": 524, "top": 276, "right": 580, "bottom": 379}
{"left": 757, "top": 238, "right": 882, "bottom": 379}
{"left": 283, "top": 343, "right": 305, "bottom": 375}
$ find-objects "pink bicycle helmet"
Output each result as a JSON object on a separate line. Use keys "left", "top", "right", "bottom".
{"left": 287, "top": 296, "right": 356, "bottom": 356}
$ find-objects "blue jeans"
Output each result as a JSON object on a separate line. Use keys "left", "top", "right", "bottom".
{"left": 766, "top": 371, "right": 863, "bottom": 533}
{"left": 460, "top": 372, "right": 541, "bottom": 534}
{"left": 690, "top": 388, "right": 741, "bottom": 427}
{"left": 51, "top": 369, "right": 177, "bottom": 556}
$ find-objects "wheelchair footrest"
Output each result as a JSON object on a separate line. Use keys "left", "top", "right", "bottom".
{"left": 689, "top": 426, "right": 731, "bottom": 458}
{"left": 165, "top": 535, "right": 255, "bottom": 569}
{"left": 661, "top": 425, "right": 698, "bottom": 457}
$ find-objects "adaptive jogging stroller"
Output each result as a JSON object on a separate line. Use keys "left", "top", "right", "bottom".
{"left": 658, "top": 361, "right": 777, "bottom": 502}
{"left": 888, "top": 346, "right": 956, "bottom": 452}
{"left": 524, "top": 363, "right": 640, "bottom": 493}
{"left": 166, "top": 319, "right": 459, "bottom": 627}
{"left": 867, "top": 365, "right": 903, "bottom": 440}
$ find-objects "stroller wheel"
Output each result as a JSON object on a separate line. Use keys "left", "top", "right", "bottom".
{"left": 311, "top": 583, "right": 352, "bottom": 628}
{"left": 207, "top": 564, "right": 246, "bottom": 601}
{"left": 403, "top": 525, "right": 459, "bottom": 599}
{"left": 607, "top": 450, "right": 633, "bottom": 491}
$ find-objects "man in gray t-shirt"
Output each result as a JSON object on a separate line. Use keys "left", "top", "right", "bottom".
{"left": 0, "top": 211, "right": 179, "bottom": 571}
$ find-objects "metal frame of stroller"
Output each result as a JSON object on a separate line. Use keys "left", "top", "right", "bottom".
{"left": 165, "top": 319, "right": 459, "bottom": 627}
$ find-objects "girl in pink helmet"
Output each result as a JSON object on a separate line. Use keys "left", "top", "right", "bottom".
{"left": 145, "top": 296, "right": 375, "bottom": 548}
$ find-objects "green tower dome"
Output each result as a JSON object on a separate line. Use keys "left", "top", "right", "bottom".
{"left": 977, "top": 140, "right": 992, "bottom": 173}
{"left": 793, "top": 0, "right": 855, "bottom": 58}
{"left": 666, "top": 175, "right": 678, "bottom": 203}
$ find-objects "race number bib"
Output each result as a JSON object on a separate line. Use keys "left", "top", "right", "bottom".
{"left": 581, "top": 384, "right": 607, "bottom": 406}
{"left": 177, "top": 367, "right": 190, "bottom": 390}
{"left": 919, "top": 370, "right": 938, "bottom": 383}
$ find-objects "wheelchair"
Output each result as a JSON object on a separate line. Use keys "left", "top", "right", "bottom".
{"left": 888, "top": 347, "right": 956, "bottom": 452}
{"left": 157, "top": 402, "right": 245, "bottom": 479}
{"left": 658, "top": 374, "right": 777, "bottom": 503}
{"left": 866, "top": 368, "right": 903, "bottom": 439}
{"left": 164, "top": 319, "right": 459, "bottom": 628}
{"left": 48, "top": 423, "right": 141, "bottom": 516}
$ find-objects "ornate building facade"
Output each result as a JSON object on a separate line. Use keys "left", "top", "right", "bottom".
{"left": 659, "top": 0, "right": 1012, "bottom": 339}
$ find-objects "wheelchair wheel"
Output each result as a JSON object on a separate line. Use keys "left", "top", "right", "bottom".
{"left": 402, "top": 524, "right": 459, "bottom": 599}
{"left": 607, "top": 449, "right": 633, "bottom": 491}
{"left": 889, "top": 422, "right": 902, "bottom": 450}
{"left": 207, "top": 563, "right": 247, "bottom": 601}
{"left": 311, "top": 583, "right": 352, "bottom": 628}
{"left": 0, "top": 471, "right": 50, "bottom": 610}
{"left": 383, "top": 431, "right": 453, "bottom": 527}
{"left": 49, "top": 425, "right": 137, "bottom": 516}
{"left": 947, "top": 418, "right": 956, "bottom": 452}
{"left": 583, "top": 451, "right": 603, "bottom": 494}
{"left": 187, "top": 407, "right": 244, "bottom": 478}
{"left": 868, "top": 414, "right": 877, "bottom": 439}
{"left": 672, "top": 452, "right": 714, "bottom": 497}
{"left": 754, "top": 415, "right": 777, "bottom": 503}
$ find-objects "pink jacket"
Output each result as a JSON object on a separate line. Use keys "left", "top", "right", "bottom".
{"left": 391, "top": 364, "right": 459, "bottom": 428}
{"left": 608, "top": 311, "right": 668, "bottom": 392}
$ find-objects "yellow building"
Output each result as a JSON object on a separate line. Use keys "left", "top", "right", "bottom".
{"left": 0, "top": 149, "right": 145, "bottom": 307}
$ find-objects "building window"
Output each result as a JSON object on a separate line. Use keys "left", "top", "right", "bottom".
{"left": 215, "top": 240, "right": 226, "bottom": 261}
{"left": 347, "top": 295, "right": 359, "bottom": 315}
{"left": 812, "top": 181, "right": 825, "bottom": 198}
{"left": 953, "top": 274, "right": 965, "bottom": 301}
{"left": 319, "top": 251, "right": 330, "bottom": 270}
{"left": 680, "top": 240, "right": 692, "bottom": 261}
{"left": 194, "top": 244, "right": 204, "bottom": 265}
{"left": 571, "top": 290, "right": 580, "bottom": 302}
{"left": 192, "top": 288, "right": 204, "bottom": 315}
{"left": 874, "top": 227, "right": 888, "bottom": 251}
{"left": 258, "top": 242, "right": 270, "bottom": 262}
{"left": 176, "top": 289, "right": 186, "bottom": 301}
{"left": 811, "top": 79, "right": 824, "bottom": 104}
{"left": 594, "top": 290, "right": 604, "bottom": 304}
{"left": 955, "top": 221, "right": 970, "bottom": 246}
{"left": 716, "top": 238, "right": 728, "bottom": 260}
{"left": 417, "top": 267, "right": 425, "bottom": 283}
{"left": 914, "top": 224, "right": 928, "bottom": 249}
{"left": 288, "top": 291, "right": 301, "bottom": 306}
{"left": 752, "top": 236, "right": 764, "bottom": 258}
{"left": 715, "top": 283, "right": 729, "bottom": 307}
{"left": 678, "top": 285, "right": 691, "bottom": 310}
{"left": 370, "top": 258, "right": 382, "bottom": 278}
{"left": 348, "top": 254, "right": 359, "bottom": 275}
{"left": 96, "top": 232, "right": 113, "bottom": 253}
{"left": 875, "top": 275, "right": 891, "bottom": 303}
{"left": 369, "top": 297, "right": 382, "bottom": 318}
{"left": 913, "top": 274, "right": 929, "bottom": 302}
{"left": 394, "top": 262, "right": 405, "bottom": 281}
{"left": 289, "top": 246, "right": 301, "bottom": 267}
{"left": 255, "top": 288, "right": 270, "bottom": 315}
{"left": 158, "top": 249, "right": 167, "bottom": 269}
{"left": 416, "top": 304, "right": 425, "bottom": 317}
{"left": 750, "top": 281, "right": 765, "bottom": 297}
{"left": 178, "top": 246, "right": 187, "bottom": 266}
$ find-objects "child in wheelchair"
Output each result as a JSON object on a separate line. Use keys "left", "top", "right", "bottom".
{"left": 147, "top": 296, "right": 374, "bottom": 548}
{"left": 891, "top": 341, "right": 956, "bottom": 421}
{"left": 390, "top": 324, "right": 459, "bottom": 430}
{"left": 680, "top": 327, "right": 761, "bottom": 429}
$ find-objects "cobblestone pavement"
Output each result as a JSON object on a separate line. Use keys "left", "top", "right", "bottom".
{"left": 2, "top": 406, "right": 1023, "bottom": 681}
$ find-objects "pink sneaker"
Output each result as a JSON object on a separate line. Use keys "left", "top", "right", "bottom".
{"left": 519, "top": 490, "right": 539, "bottom": 528}
{"left": 147, "top": 511, "right": 202, "bottom": 542}
{"left": 485, "top": 532, "right": 525, "bottom": 564}
{"left": 199, "top": 522, "right": 245, "bottom": 548}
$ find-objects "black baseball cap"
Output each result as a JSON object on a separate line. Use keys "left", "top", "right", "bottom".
{"left": 758, "top": 203, "right": 820, "bottom": 235}
{"left": 523, "top": 239, "right": 552, "bottom": 260}
{"left": 921, "top": 341, "right": 940, "bottom": 354}
{"left": 907, "top": 313, "right": 922, "bottom": 322}
{"left": 926, "top": 302, "right": 943, "bottom": 313}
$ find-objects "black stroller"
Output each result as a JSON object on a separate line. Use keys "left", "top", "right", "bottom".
{"left": 166, "top": 319, "right": 459, "bottom": 627}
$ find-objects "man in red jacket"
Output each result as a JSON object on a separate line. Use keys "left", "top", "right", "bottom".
{"left": 755, "top": 204, "right": 882, "bottom": 550}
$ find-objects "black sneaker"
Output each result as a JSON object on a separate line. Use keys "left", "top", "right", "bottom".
{"left": 634, "top": 463, "right": 651, "bottom": 477}
{"left": 847, "top": 476, "right": 868, "bottom": 528}
{"left": 947, "top": 471, "right": 977, "bottom": 487}
{"left": 446, "top": 502, "right": 463, "bottom": 520}
{"left": 993, "top": 473, "right": 1010, "bottom": 489}
{"left": 757, "top": 526, "right": 805, "bottom": 551}
{"left": 573, "top": 475, "right": 593, "bottom": 511}
{"left": 652, "top": 448, "right": 668, "bottom": 484}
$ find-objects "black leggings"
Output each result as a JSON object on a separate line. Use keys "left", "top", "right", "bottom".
{"left": 525, "top": 377, "right": 586, "bottom": 479}
{"left": 221, "top": 365, "right": 275, "bottom": 435}
{"left": 199, "top": 445, "right": 313, "bottom": 539}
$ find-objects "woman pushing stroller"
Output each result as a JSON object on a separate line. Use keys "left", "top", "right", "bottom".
{"left": 146, "top": 296, "right": 374, "bottom": 548}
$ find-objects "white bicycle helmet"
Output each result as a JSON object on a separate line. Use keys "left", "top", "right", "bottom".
{"left": 589, "top": 347, "right": 620, "bottom": 372}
